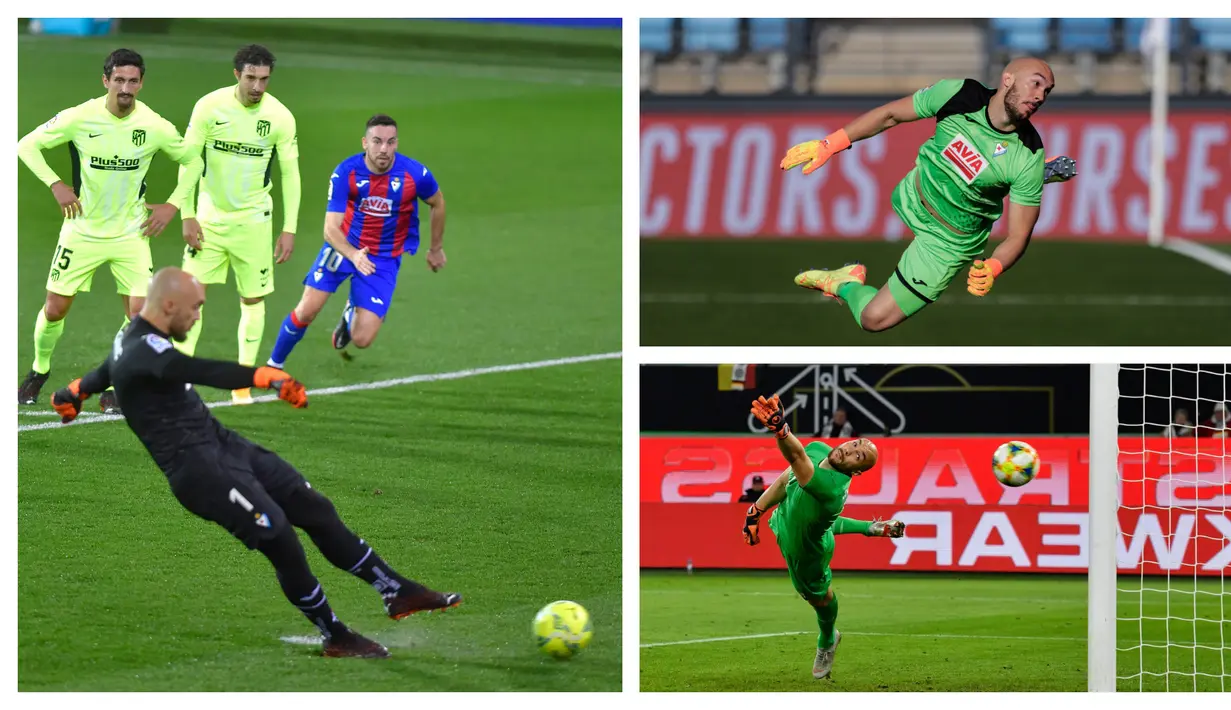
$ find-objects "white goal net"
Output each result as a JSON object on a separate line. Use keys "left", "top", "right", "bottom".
{"left": 1093, "top": 364, "right": 1230, "bottom": 691}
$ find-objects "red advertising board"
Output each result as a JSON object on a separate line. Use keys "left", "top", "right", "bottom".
{"left": 640, "top": 437, "right": 1231, "bottom": 576}
{"left": 640, "top": 111, "right": 1231, "bottom": 241}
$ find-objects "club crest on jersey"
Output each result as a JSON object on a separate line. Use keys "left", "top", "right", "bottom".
{"left": 993, "top": 143, "right": 1007, "bottom": 157}
{"left": 358, "top": 196, "right": 393, "bottom": 218}
{"left": 132, "top": 129, "right": 146, "bottom": 147}
{"left": 941, "top": 134, "right": 986, "bottom": 184}
{"left": 256, "top": 120, "right": 271, "bottom": 137}
{"left": 391, "top": 177, "right": 401, "bottom": 192}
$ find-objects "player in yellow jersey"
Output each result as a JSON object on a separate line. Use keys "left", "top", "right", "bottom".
{"left": 17, "top": 48, "right": 205, "bottom": 413}
{"left": 177, "top": 44, "right": 301, "bottom": 404}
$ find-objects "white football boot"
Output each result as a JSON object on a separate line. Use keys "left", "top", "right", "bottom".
{"left": 813, "top": 629, "right": 841, "bottom": 679}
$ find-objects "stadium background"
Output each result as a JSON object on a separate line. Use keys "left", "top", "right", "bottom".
{"left": 17, "top": 18, "right": 621, "bottom": 692}
{"left": 640, "top": 18, "right": 1231, "bottom": 346}
{"left": 639, "top": 364, "right": 1229, "bottom": 691}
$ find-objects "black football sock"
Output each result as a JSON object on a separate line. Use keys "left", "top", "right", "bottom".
{"left": 257, "top": 529, "right": 348, "bottom": 639}
{"left": 344, "top": 539, "right": 429, "bottom": 598}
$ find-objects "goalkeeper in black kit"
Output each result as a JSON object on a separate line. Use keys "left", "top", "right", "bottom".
{"left": 51, "top": 266, "right": 461, "bottom": 658}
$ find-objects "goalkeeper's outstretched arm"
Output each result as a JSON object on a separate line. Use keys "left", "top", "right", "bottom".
{"left": 754, "top": 469, "right": 792, "bottom": 513}
{"left": 842, "top": 94, "right": 925, "bottom": 143}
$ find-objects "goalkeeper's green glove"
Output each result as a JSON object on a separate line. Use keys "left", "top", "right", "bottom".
{"left": 743, "top": 504, "right": 765, "bottom": 546}
{"left": 751, "top": 394, "right": 790, "bottom": 438}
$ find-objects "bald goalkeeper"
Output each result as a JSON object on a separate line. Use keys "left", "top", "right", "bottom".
{"left": 782, "top": 58, "right": 1078, "bottom": 333}
{"left": 743, "top": 394, "right": 906, "bottom": 680}
{"left": 49, "top": 267, "right": 461, "bottom": 658}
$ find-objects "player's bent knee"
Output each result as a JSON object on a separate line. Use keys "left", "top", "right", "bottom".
{"left": 43, "top": 293, "right": 73, "bottom": 321}
{"left": 241, "top": 296, "right": 264, "bottom": 306}
{"left": 352, "top": 331, "right": 377, "bottom": 349}
{"left": 284, "top": 484, "right": 342, "bottom": 530}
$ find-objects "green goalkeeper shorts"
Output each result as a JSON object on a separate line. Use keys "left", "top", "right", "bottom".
{"left": 887, "top": 171, "right": 989, "bottom": 317}
{"left": 782, "top": 529, "right": 835, "bottom": 603}
{"left": 886, "top": 238, "right": 969, "bottom": 317}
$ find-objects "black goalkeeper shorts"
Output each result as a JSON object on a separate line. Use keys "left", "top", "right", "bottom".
{"left": 164, "top": 431, "right": 310, "bottom": 549}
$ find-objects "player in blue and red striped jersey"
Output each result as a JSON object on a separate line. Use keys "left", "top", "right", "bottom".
{"left": 267, "top": 114, "right": 446, "bottom": 367}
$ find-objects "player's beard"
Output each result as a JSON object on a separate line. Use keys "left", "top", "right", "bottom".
{"left": 1003, "top": 83, "right": 1029, "bottom": 123}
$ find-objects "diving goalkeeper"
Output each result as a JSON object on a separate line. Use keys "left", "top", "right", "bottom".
{"left": 743, "top": 394, "right": 906, "bottom": 680}
{"left": 781, "top": 57, "right": 1077, "bottom": 333}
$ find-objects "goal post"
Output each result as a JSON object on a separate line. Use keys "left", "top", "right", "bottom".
{"left": 1089, "top": 364, "right": 1119, "bottom": 691}
{"left": 1147, "top": 18, "right": 1170, "bottom": 248}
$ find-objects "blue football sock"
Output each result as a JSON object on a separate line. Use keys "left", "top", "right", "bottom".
{"left": 268, "top": 311, "right": 308, "bottom": 367}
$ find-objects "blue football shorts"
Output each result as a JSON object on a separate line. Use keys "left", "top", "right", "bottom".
{"left": 303, "top": 243, "right": 402, "bottom": 319}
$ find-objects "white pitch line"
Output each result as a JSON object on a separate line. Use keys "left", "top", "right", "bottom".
{"left": 640, "top": 629, "right": 1086, "bottom": 649}
{"left": 1164, "top": 237, "right": 1231, "bottom": 277}
{"left": 17, "top": 351, "right": 620, "bottom": 434}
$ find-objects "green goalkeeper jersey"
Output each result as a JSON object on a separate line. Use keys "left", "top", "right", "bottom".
{"left": 770, "top": 442, "right": 852, "bottom": 561}
{"left": 16, "top": 96, "right": 203, "bottom": 239}
{"left": 180, "top": 87, "right": 301, "bottom": 232}
{"left": 905, "top": 78, "right": 1045, "bottom": 251}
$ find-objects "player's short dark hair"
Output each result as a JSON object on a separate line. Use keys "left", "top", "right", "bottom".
{"left": 104, "top": 49, "right": 145, "bottom": 79}
{"left": 234, "top": 44, "right": 276, "bottom": 73}
{"left": 365, "top": 114, "right": 398, "bottom": 133}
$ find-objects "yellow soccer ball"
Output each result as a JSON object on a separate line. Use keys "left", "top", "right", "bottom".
{"left": 533, "top": 600, "right": 593, "bottom": 659}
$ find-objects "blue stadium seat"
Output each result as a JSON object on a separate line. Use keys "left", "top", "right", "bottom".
{"left": 1191, "top": 18, "right": 1231, "bottom": 51}
{"left": 1123, "top": 18, "right": 1182, "bottom": 52}
{"left": 749, "top": 18, "right": 789, "bottom": 52}
{"left": 1058, "top": 18, "right": 1114, "bottom": 52}
{"left": 640, "top": 18, "right": 673, "bottom": 53}
{"left": 681, "top": 18, "right": 740, "bottom": 53}
{"left": 991, "top": 18, "right": 1050, "bottom": 54}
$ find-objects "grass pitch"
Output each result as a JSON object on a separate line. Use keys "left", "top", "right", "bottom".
{"left": 640, "top": 570, "right": 1088, "bottom": 692}
{"left": 641, "top": 239, "right": 1231, "bottom": 346}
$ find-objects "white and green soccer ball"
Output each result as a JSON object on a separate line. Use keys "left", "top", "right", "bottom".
{"left": 534, "top": 600, "right": 593, "bottom": 659}
{"left": 993, "top": 440, "right": 1040, "bottom": 487}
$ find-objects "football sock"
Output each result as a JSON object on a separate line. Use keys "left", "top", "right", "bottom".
{"left": 345, "top": 542, "right": 429, "bottom": 598}
{"left": 268, "top": 311, "right": 308, "bottom": 368}
{"left": 836, "top": 282, "right": 878, "bottom": 328}
{"left": 176, "top": 304, "right": 204, "bottom": 357}
{"left": 237, "top": 301, "right": 265, "bottom": 367}
{"left": 833, "top": 517, "right": 872, "bottom": 535}
{"left": 816, "top": 592, "right": 839, "bottom": 649}
{"left": 258, "top": 528, "right": 348, "bottom": 640}
{"left": 32, "top": 308, "right": 65, "bottom": 374}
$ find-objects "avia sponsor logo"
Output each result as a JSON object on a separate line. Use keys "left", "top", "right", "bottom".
{"left": 358, "top": 196, "right": 393, "bottom": 218}
{"left": 211, "top": 140, "right": 267, "bottom": 157}
{"left": 88, "top": 155, "right": 141, "bottom": 171}
{"left": 941, "top": 134, "right": 986, "bottom": 184}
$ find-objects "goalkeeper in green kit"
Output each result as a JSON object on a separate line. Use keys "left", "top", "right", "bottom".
{"left": 781, "top": 58, "right": 1077, "bottom": 333}
{"left": 744, "top": 394, "right": 906, "bottom": 680}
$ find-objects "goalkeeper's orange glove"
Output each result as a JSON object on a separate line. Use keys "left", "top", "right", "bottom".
{"left": 253, "top": 366, "right": 308, "bottom": 408}
{"left": 780, "top": 129, "right": 852, "bottom": 176}
{"left": 743, "top": 504, "right": 765, "bottom": 546}
{"left": 966, "top": 258, "right": 1004, "bottom": 297}
{"left": 51, "top": 378, "right": 90, "bottom": 424}
{"left": 751, "top": 394, "right": 790, "bottom": 439}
